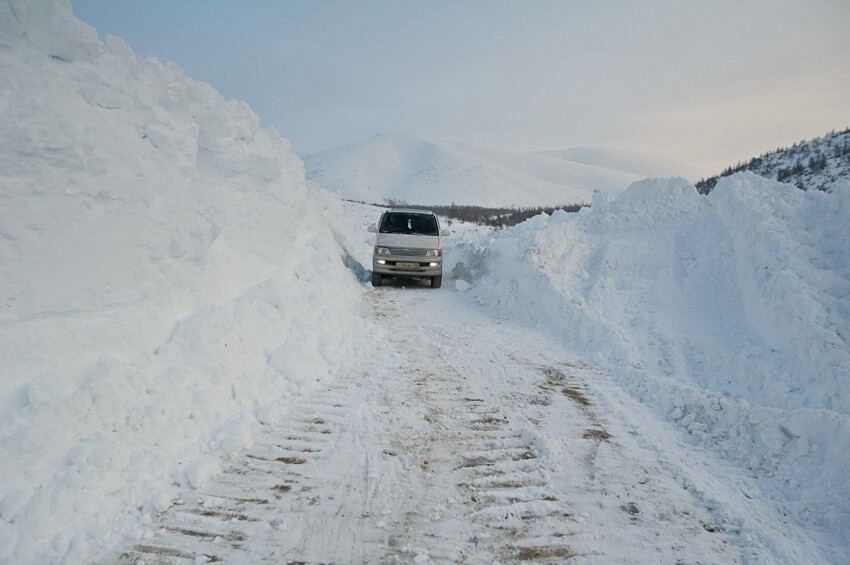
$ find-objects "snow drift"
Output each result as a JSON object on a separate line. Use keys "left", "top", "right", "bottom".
{"left": 0, "top": 0, "right": 373, "bottom": 561}
{"left": 448, "top": 173, "right": 850, "bottom": 559}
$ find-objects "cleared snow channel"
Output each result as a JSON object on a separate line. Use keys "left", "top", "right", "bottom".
{"left": 100, "top": 281, "right": 811, "bottom": 563}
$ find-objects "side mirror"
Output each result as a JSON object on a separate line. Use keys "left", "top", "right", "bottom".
{"left": 367, "top": 224, "right": 378, "bottom": 233}
{"left": 441, "top": 229, "right": 451, "bottom": 236}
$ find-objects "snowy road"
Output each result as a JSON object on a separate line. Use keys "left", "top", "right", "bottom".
{"left": 104, "top": 282, "right": 760, "bottom": 563}
{"left": 5, "top": 5, "right": 848, "bottom": 562}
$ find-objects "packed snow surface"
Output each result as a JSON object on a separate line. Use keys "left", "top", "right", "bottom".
{"left": 2, "top": 0, "right": 849, "bottom": 563}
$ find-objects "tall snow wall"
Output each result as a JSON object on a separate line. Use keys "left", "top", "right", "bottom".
{"left": 449, "top": 173, "right": 850, "bottom": 558}
{"left": 0, "top": 0, "right": 372, "bottom": 562}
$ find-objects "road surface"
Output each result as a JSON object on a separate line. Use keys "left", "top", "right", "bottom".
{"left": 108, "top": 282, "right": 751, "bottom": 563}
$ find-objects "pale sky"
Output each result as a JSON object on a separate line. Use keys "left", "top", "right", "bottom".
{"left": 71, "top": 0, "right": 850, "bottom": 172}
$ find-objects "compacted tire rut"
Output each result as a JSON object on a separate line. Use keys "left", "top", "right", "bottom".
{"left": 107, "top": 286, "right": 739, "bottom": 563}
{"left": 110, "top": 388, "right": 357, "bottom": 564}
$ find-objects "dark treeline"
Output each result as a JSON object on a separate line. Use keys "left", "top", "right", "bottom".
{"left": 352, "top": 199, "right": 587, "bottom": 228}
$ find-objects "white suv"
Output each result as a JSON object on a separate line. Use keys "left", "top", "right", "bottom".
{"left": 368, "top": 209, "right": 448, "bottom": 288}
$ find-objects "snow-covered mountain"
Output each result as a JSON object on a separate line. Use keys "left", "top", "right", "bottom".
{"left": 305, "top": 134, "right": 706, "bottom": 207}
{"left": 536, "top": 145, "right": 707, "bottom": 181}
{"left": 697, "top": 128, "right": 850, "bottom": 194}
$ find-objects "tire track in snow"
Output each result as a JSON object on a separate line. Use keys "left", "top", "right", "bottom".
{"left": 106, "top": 286, "right": 742, "bottom": 563}
{"left": 335, "top": 289, "right": 588, "bottom": 562}
{"left": 107, "top": 387, "right": 358, "bottom": 563}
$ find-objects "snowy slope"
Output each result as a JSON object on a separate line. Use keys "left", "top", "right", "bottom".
{"left": 0, "top": 0, "right": 374, "bottom": 561}
{"left": 539, "top": 145, "right": 708, "bottom": 183}
{"left": 697, "top": 128, "right": 850, "bottom": 194}
{"left": 305, "top": 134, "right": 703, "bottom": 207}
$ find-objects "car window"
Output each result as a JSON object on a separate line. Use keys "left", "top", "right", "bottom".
{"left": 380, "top": 213, "right": 438, "bottom": 236}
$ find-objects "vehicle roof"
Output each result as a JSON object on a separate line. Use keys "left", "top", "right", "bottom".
{"left": 383, "top": 208, "right": 436, "bottom": 215}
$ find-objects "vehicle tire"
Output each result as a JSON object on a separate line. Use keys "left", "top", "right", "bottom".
{"left": 431, "top": 275, "right": 442, "bottom": 288}
{"left": 371, "top": 272, "right": 383, "bottom": 287}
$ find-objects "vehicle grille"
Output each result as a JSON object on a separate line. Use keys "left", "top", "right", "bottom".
{"left": 387, "top": 247, "right": 427, "bottom": 257}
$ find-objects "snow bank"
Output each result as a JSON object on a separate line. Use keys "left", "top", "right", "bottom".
{"left": 0, "top": 0, "right": 373, "bottom": 562}
{"left": 452, "top": 173, "right": 850, "bottom": 558}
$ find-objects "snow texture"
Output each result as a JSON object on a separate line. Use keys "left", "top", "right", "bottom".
{"left": 1, "top": 1, "right": 373, "bottom": 561}
{"left": 449, "top": 174, "right": 850, "bottom": 560}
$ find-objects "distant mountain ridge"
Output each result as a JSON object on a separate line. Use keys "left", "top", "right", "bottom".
{"left": 697, "top": 128, "right": 850, "bottom": 194}
{"left": 305, "top": 134, "right": 705, "bottom": 207}
{"left": 536, "top": 146, "right": 706, "bottom": 180}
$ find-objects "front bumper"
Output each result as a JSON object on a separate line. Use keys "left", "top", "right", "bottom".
{"left": 372, "top": 255, "right": 442, "bottom": 277}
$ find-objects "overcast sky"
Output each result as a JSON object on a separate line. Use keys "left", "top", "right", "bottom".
{"left": 71, "top": 0, "right": 849, "bottom": 172}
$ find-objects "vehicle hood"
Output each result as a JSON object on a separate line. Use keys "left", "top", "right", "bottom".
{"left": 374, "top": 233, "right": 442, "bottom": 250}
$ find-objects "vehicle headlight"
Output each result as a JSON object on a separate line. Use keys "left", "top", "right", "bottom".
{"left": 425, "top": 249, "right": 442, "bottom": 257}
{"left": 374, "top": 246, "right": 391, "bottom": 255}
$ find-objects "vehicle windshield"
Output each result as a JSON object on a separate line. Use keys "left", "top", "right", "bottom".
{"left": 379, "top": 212, "right": 439, "bottom": 236}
